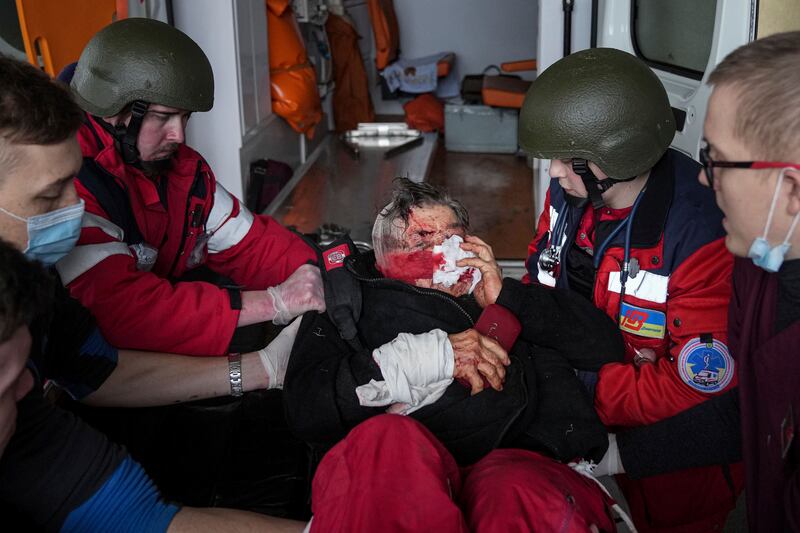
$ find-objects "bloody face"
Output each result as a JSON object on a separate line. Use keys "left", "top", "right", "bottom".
{"left": 377, "top": 204, "right": 469, "bottom": 296}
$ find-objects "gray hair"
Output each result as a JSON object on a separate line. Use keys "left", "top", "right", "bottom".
{"left": 371, "top": 178, "right": 469, "bottom": 269}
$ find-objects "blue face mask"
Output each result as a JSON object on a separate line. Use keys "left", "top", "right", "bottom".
{"left": 747, "top": 169, "right": 800, "bottom": 273}
{"left": 0, "top": 200, "right": 85, "bottom": 266}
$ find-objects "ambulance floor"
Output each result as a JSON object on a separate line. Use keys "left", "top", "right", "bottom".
{"left": 428, "top": 146, "right": 535, "bottom": 261}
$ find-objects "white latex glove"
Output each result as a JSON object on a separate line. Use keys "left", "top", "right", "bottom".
{"left": 258, "top": 317, "right": 302, "bottom": 389}
{"left": 355, "top": 329, "right": 454, "bottom": 414}
{"left": 592, "top": 433, "right": 625, "bottom": 477}
{"left": 267, "top": 264, "right": 325, "bottom": 325}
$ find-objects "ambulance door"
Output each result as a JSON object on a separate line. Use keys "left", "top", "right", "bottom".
{"left": 533, "top": 0, "right": 757, "bottom": 217}
{"left": 0, "top": 1, "right": 26, "bottom": 61}
{"left": 597, "top": 0, "right": 756, "bottom": 160}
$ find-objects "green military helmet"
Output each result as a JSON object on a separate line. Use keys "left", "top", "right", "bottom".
{"left": 71, "top": 17, "right": 214, "bottom": 117}
{"left": 519, "top": 48, "right": 676, "bottom": 179}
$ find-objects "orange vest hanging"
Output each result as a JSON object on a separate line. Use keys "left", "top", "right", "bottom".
{"left": 266, "top": 0, "right": 322, "bottom": 138}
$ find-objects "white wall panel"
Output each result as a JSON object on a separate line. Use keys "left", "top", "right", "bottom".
{"left": 396, "top": 0, "right": 539, "bottom": 82}
{"left": 174, "top": 0, "right": 293, "bottom": 201}
{"left": 236, "top": 1, "right": 259, "bottom": 135}
{"left": 173, "top": 0, "right": 244, "bottom": 198}
{"left": 346, "top": 0, "right": 539, "bottom": 115}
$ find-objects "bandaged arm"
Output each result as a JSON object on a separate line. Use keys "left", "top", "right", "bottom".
{"left": 355, "top": 329, "right": 454, "bottom": 414}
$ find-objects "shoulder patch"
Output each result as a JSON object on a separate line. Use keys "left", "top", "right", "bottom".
{"left": 677, "top": 338, "right": 734, "bottom": 393}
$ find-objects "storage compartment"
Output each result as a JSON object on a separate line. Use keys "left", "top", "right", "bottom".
{"left": 444, "top": 103, "right": 518, "bottom": 154}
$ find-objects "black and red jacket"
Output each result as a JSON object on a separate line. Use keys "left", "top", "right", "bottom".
{"left": 284, "top": 252, "right": 623, "bottom": 465}
{"left": 57, "top": 115, "right": 315, "bottom": 356}
{"left": 526, "top": 149, "right": 742, "bottom": 532}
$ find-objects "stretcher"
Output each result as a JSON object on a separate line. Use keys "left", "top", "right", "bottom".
{"left": 340, "top": 123, "right": 423, "bottom": 160}
{"left": 264, "top": 129, "right": 438, "bottom": 247}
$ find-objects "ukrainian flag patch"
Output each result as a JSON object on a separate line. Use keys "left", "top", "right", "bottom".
{"left": 618, "top": 302, "right": 666, "bottom": 339}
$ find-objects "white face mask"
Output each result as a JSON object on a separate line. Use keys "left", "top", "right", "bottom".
{"left": 747, "top": 169, "right": 800, "bottom": 273}
{"left": 0, "top": 200, "right": 85, "bottom": 266}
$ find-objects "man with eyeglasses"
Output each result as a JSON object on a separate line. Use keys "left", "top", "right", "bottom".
{"left": 518, "top": 48, "right": 742, "bottom": 532}
{"left": 604, "top": 31, "right": 800, "bottom": 532}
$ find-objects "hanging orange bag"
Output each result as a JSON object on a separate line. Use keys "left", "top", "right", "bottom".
{"left": 267, "top": 0, "right": 322, "bottom": 137}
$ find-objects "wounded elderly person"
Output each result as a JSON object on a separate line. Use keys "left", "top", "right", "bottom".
{"left": 284, "top": 179, "right": 624, "bottom": 465}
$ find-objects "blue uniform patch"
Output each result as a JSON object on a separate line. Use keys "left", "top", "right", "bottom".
{"left": 677, "top": 338, "right": 734, "bottom": 393}
{"left": 618, "top": 302, "right": 666, "bottom": 339}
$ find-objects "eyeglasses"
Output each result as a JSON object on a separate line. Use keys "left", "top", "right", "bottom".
{"left": 699, "top": 142, "right": 800, "bottom": 189}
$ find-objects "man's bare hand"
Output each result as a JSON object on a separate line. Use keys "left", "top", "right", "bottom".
{"left": 458, "top": 235, "right": 503, "bottom": 308}
{"left": 449, "top": 328, "right": 510, "bottom": 395}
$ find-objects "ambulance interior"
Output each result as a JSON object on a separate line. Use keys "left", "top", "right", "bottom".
{"left": 2, "top": 1, "right": 800, "bottom": 530}
{"left": 2, "top": 0, "right": 795, "bottom": 281}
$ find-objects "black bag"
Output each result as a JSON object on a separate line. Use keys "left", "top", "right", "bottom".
{"left": 297, "top": 232, "right": 364, "bottom": 351}
{"left": 460, "top": 65, "right": 524, "bottom": 105}
{"left": 317, "top": 235, "right": 363, "bottom": 350}
{"left": 460, "top": 75, "right": 485, "bottom": 104}
{"left": 246, "top": 159, "right": 293, "bottom": 214}
{"left": 459, "top": 65, "right": 500, "bottom": 104}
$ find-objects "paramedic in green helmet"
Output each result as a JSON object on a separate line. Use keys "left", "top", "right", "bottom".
{"left": 521, "top": 48, "right": 742, "bottom": 532}
{"left": 55, "top": 17, "right": 325, "bottom": 512}
{"left": 61, "top": 17, "right": 324, "bottom": 357}
{"left": 0, "top": 51, "right": 312, "bottom": 533}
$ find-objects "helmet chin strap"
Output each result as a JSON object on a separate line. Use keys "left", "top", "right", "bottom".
{"left": 572, "top": 159, "right": 637, "bottom": 210}
{"left": 113, "top": 100, "right": 149, "bottom": 165}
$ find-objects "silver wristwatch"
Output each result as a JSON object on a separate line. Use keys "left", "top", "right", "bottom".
{"left": 228, "top": 353, "right": 243, "bottom": 397}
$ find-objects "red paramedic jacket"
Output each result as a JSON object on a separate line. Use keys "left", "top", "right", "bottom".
{"left": 57, "top": 115, "right": 315, "bottom": 356}
{"left": 526, "top": 150, "right": 742, "bottom": 532}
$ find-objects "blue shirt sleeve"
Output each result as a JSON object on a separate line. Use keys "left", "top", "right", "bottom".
{"left": 53, "top": 327, "right": 119, "bottom": 400}
{"left": 33, "top": 288, "right": 119, "bottom": 400}
{"left": 61, "top": 456, "right": 180, "bottom": 533}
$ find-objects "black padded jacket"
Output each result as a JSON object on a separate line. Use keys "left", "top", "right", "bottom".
{"left": 284, "top": 253, "right": 624, "bottom": 465}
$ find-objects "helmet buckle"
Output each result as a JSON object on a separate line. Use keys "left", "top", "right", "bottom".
{"left": 130, "top": 100, "right": 149, "bottom": 119}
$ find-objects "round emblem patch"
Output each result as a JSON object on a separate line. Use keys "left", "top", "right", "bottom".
{"left": 677, "top": 338, "right": 734, "bottom": 393}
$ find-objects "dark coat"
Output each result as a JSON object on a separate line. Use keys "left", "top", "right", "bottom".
{"left": 284, "top": 252, "right": 623, "bottom": 465}
{"left": 730, "top": 258, "right": 800, "bottom": 532}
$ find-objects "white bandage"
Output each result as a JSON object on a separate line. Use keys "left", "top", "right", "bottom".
{"left": 355, "top": 329, "right": 454, "bottom": 415}
{"left": 432, "top": 235, "right": 481, "bottom": 293}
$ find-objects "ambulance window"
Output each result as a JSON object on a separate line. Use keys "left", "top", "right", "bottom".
{"left": 0, "top": 1, "right": 25, "bottom": 54}
{"left": 632, "top": 0, "right": 717, "bottom": 79}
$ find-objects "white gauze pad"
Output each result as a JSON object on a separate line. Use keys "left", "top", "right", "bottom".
{"left": 432, "top": 235, "right": 481, "bottom": 293}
